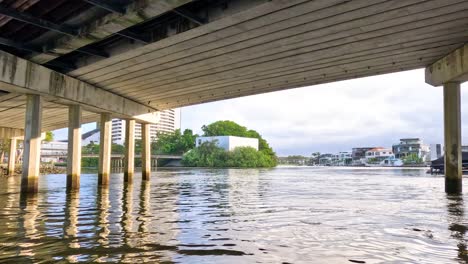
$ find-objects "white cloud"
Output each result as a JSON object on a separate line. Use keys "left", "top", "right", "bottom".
{"left": 182, "top": 69, "right": 467, "bottom": 155}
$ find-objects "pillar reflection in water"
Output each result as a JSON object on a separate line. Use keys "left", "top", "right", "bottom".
{"left": 121, "top": 183, "right": 134, "bottom": 248}
{"left": 64, "top": 191, "right": 80, "bottom": 249}
{"left": 446, "top": 194, "right": 468, "bottom": 263}
{"left": 18, "top": 193, "right": 39, "bottom": 259}
{"left": 138, "top": 180, "right": 151, "bottom": 235}
{"left": 62, "top": 190, "right": 80, "bottom": 263}
{"left": 97, "top": 187, "right": 110, "bottom": 246}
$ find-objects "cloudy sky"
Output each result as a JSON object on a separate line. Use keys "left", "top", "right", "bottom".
{"left": 180, "top": 69, "right": 468, "bottom": 156}
{"left": 55, "top": 69, "right": 467, "bottom": 156}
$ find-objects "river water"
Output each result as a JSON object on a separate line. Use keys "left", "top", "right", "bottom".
{"left": 0, "top": 167, "right": 467, "bottom": 263}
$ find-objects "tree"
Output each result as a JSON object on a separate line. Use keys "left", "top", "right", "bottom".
{"left": 152, "top": 129, "right": 196, "bottom": 154}
{"left": 201, "top": 120, "right": 277, "bottom": 165}
{"left": 44, "top": 131, "right": 54, "bottom": 142}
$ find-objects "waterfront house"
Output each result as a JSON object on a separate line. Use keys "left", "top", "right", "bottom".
{"left": 352, "top": 147, "right": 374, "bottom": 165}
{"left": 363, "top": 147, "right": 396, "bottom": 165}
{"left": 392, "top": 138, "right": 430, "bottom": 162}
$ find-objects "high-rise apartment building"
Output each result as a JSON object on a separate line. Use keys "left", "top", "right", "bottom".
{"left": 111, "top": 109, "right": 179, "bottom": 145}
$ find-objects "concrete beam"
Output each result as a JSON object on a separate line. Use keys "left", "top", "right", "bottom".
{"left": 0, "top": 51, "right": 158, "bottom": 124}
{"left": 141, "top": 123, "right": 151, "bottom": 181}
{"left": 0, "top": 127, "right": 23, "bottom": 139}
{"left": 8, "top": 138, "right": 17, "bottom": 176}
{"left": 98, "top": 113, "right": 112, "bottom": 185}
{"left": 444, "top": 82, "right": 462, "bottom": 193}
{"left": 21, "top": 95, "right": 42, "bottom": 194}
{"left": 426, "top": 43, "right": 468, "bottom": 86}
{"left": 67, "top": 105, "right": 82, "bottom": 190}
{"left": 124, "top": 119, "right": 135, "bottom": 183}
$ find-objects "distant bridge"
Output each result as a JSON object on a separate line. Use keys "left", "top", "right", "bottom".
{"left": 40, "top": 154, "right": 183, "bottom": 160}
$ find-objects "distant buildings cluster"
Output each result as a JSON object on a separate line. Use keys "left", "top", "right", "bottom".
{"left": 279, "top": 138, "right": 443, "bottom": 167}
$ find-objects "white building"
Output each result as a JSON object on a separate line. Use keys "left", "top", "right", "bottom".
{"left": 41, "top": 141, "right": 68, "bottom": 162}
{"left": 196, "top": 136, "right": 259, "bottom": 151}
{"left": 112, "top": 109, "right": 180, "bottom": 145}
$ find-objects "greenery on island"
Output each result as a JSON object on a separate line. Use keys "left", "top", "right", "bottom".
{"left": 182, "top": 141, "right": 276, "bottom": 168}
{"left": 182, "top": 120, "right": 277, "bottom": 168}
{"left": 78, "top": 121, "right": 276, "bottom": 168}
{"left": 201, "top": 121, "right": 276, "bottom": 158}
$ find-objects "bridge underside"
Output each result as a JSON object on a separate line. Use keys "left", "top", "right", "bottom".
{"left": 0, "top": 0, "right": 467, "bottom": 193}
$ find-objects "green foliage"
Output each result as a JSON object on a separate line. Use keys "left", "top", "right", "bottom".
{"left": 44, "top": 131, "right": 54, "bottom": 142}
{"left": 201, "top": 120, "right": 277, "bottom": 165}
{"left": 152, "top": 129, "right": 196, "bottom": 154}
{"left": 82, "top": 143, "right": 99, "bottom": 154}
{"left": 82, "top": 157, "right": 98, "bottom": 168}
{"left": 182, "top": 142, "right": 275, "bottom": 168}
{"left": 402, "top": 153, "right": 423, "bottom": 164}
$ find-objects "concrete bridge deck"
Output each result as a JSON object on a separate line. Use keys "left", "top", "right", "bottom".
{"left": 0, "top": 0, "right": 467, "bottom": 193}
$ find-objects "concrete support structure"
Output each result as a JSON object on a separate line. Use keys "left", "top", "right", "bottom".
{"left": 67, "top": 105, "right": 82, "bottom": 190}
{"left": 141, "top": 123, "right": 151, "bottom": 181}
{"left": 8, "top": 138, "right": 17, "bottom": 175}
{"left": 124, "top": 120, "right": 135, "bottom": 183}
{"left": 21, "top": 95, "right": 42, "bottom": 194}
{"left": 98, "top": 113, "right": 112, "bottom": 185}
{"left": 443, "top": 82, "right": 462, "bottom": 193}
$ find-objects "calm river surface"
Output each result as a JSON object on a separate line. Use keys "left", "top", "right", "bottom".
{"left": 0, "top": 167, "right": 467, "bottom": 263}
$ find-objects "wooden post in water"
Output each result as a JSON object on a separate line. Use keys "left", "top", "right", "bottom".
{"left": 443, "top": 82, "right": 462, "bottom": 193}
{"left": 21, "top": 95, "right": 42, "bottom": 194}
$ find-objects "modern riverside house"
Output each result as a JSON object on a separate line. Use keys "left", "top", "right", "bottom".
{"left": 363, "top": 147, "right": 402, "bottom": 166}
{"left": 392, "top": 138, "right": 430, "bottom": 162}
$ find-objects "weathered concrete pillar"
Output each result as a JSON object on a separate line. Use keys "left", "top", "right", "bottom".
{"left": 124, "top": 120, "right": 135, "bottom": 183}
{"left": 444, "top": 82, "right": 462, "bottom": 193}
{"left": 8, "top": 138, "right": 17, "bottom": 175}
{"left": 141, "top": 123, "right": 151, "bottom": 181}
{"left": 21, "top": 95, "right": 42, "bottom": 194}
{"left": 98, "top": 113, "right": 112, "bottom": 185}
{"left": 67, "top": 105, "right": 82, "bottom": 190}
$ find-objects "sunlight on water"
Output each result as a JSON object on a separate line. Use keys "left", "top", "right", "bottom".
{"left": 0, "top": 167, "right": 467, "bottom": 263}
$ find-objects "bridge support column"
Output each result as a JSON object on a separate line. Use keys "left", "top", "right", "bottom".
{"left": 98, "top": 113, "right": 112, "bottom": 185}
{"left": 124, "top": 120, "right": 135, "bottom": 183}
{"left": 444, "top": 82, "right": 462, "bottom": 193}
{"left": 21, "top": 95, "right": 42, "bottom": 194}
{"left": 141, "top": 123, "right": 151, "bottom": 181}
{"left": 8, "top": 138, "right": 17, "bottom": 175}
{"left": 67, "top": 105, "right": 82, "bottom": 190}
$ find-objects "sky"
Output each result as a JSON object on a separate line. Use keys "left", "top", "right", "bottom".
{"left": 180, "top": 69, "right": 468, "bottom": 156}
{"left": 55, "top": 69, "right": 468, "bottom": 156}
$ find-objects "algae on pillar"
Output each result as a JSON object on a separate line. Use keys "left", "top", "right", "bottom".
{"left": 124, "top": 120, "right": 136, "bottom": 183}
{"left": 67, "top": 105, "right": 82, "bottom": 190}
{"left": 443, "top": 82, "right": 462, "bottom": 193}
{"left": 98, "top": 113, "right": 112, "bottom": 185}
{"left": 21, "top": 95, "right": 42, "bottom": 194}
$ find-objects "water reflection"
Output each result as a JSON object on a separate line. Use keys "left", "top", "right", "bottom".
{"left": 446, "top": 194, "right": 468, "bottom": 263}
{"left": 1, "top": 168, "right": 468, "bottom": 263}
